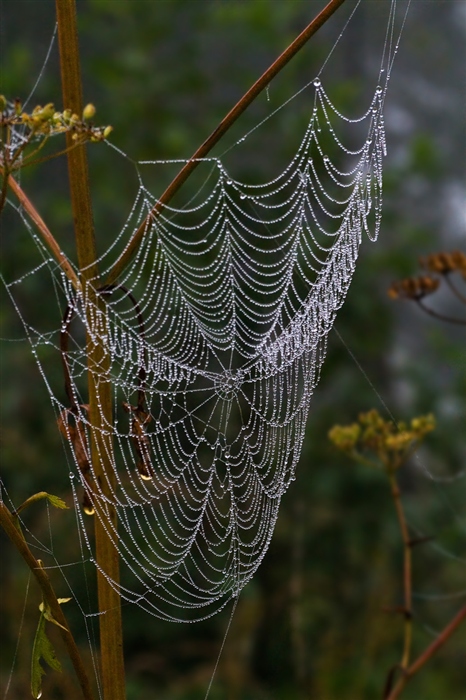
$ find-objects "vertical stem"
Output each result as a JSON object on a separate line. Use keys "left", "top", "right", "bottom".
{"left": 388, "top": 470, "right": 412, "bottom": 670}
{"left": 55, "top": 2, "right": 125, "bottom": 698}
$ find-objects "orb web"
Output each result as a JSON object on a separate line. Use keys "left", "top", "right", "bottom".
{"left": 1, "top": 2, "right": 414, "bottom": 623}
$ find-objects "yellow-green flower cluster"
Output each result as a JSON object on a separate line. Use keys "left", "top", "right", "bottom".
{"left": 23, "top": 102, "right": 111, "bottom": 141}
{"left": 328, "top": 409, "right": 435, "bottom": 471}
{"left": 1, "top": 96, "right": 112, "bottom": 144}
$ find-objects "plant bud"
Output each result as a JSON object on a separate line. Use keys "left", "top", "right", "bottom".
{"left": 82, "top": 103, "right": 96, "bottom": 120}
{"left": 40, "top": 103, "right": 55, "bottom": 120}
{"left": 103, "top": 125, "right": 113, "bottom": 139}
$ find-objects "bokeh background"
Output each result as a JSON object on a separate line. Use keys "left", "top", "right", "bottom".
{"left": 1, "top": 1, "right": 465, "bottom": 699}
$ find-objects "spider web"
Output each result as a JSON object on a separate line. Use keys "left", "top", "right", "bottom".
{"left": 1, "top": 1, "right": 417, "bottom": 624}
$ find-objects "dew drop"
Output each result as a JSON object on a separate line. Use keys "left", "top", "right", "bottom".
{"left": 313, "top": 77, "right": 321, "bottom": 88}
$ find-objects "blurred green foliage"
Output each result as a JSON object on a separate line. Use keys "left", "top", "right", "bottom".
{"left": 1, "top": 2, "right": 465, "bottom": 699}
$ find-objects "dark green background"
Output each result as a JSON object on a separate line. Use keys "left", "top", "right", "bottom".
{"left": 1, "top": 1, "right": 465, "bottom": 698}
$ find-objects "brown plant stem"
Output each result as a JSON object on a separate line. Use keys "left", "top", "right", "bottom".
{"left": 55, "top": 1, "right": 125, "bottom": 698}
{"left": 0, "top": 502, "right": 95, "bottom": 700}
{"left": 385, "top": 605, "right": 466, "bottom": 700}
{"left": 387, "top": 470, "right": 413, "bottom": 671}
{"left": 1, "top": 172, "right": 79, "bottom": 290}
{"left": 443, "top": 273, "right": 466, "bottom": 304}
{"left": 0, "top": 167, "right": 8, "bottom": 214}
{"left": 105, "top": 0, "right": 348, "bottom": 286}
{"left": 416, "top": 299, "right": 466, "bottom": 326}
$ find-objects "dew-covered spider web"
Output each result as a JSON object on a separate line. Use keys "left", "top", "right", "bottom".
{"left": 1, "top": 0, "right": 437, "bottom": 625}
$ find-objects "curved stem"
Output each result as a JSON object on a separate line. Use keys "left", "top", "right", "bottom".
{"left": 444, "top": 273, "right": 466, "bottom": 305}
{"left": 416, "top": 299, "right": 466, "bottom": 326}
{"left": 105, "top": 0, "right": 348, "bottom": 285}
{"left": 0, "top": 172, "right": 79, "bottom": 290}
{"left": 16, "top": 139, "right": 88, "bottom": 171}
{"left": 386, "top": 606, "right": 466, "bottom": 700}
{"left": 8, "top": 129, "right": 36, "bottom": 170}
{"left": 0, "top": 502, "right": 95, "bottom": 700}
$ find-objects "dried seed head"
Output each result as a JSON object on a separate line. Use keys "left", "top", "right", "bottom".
{"left": 420, "top": 250, "right": 466, "bottom": 276}
{"left": 388, "top": 275, "right": 440, "bottom": 300}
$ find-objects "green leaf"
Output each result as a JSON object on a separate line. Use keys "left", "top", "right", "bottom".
{"left": 44, "top": 493, "right": 68, "bottom": 510}
{"left": 39, "top": 598, "right": 72, "bottom": 631}
{"left": 16, "top": 491, "right": 68, "bottom": 515}
{"left": 31, "top": 611, "right": 62, "bottom": 699}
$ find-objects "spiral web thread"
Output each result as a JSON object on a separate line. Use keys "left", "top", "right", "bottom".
{"left": 3, "top": 4, "right": 404, "bottom": 622}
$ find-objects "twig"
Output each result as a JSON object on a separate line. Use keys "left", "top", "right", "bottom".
{"left": 0, "top": 502, "right": 95, "bottom": 700}
{"left": 385, "top": 605, "right": 466, "bottom": 700}
{"left": 0, "top": 164, "right": 9, "bottom": 214}
{"left": 1, "top": 172, "right": 80, "bottom": 290}
{"left": 443, "top": 273, "right": 466, "bottom": 305}
{"left": 416, "top": 299, "right": 466, "bottom": 326}
{"left": 105, "top": 0, "right": 348, "bottom": 285}
{"left": 387, "top": 471, "right": 413, "bottom": 671}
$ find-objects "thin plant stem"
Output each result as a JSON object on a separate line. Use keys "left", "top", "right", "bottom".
{"left": 3, "top": 172, "right": 79, "bottom": 290}
{"left": 387, "top": 470, "right": 412, "bottom": 670}
{"left": 0, "top": 502, "right": 95, "bottom": 700}
{"left": 19, "top": 139, "right": 90, "bottom": 170}
{"left": 443, "top": 273, "right": 466, "bottom": 304}
{"left": 12, "top": 130, "right": 52, "bottom": 167}
{"left": 105, "top": 0, "right": 348, "bottom": 286}
{"left": 385, "top": 605, "right": 466, "bottom": 700}
{"left": 0, "top": 165, "right": 10, "bottom": 214}
{"left": 55, "top": 1, "right": 125, "bottom": 698}
{"left": 416, "top": 299, "right": 466, "bottom": 326}
{"left": 7, "top": 129, "right": 36, "bottom": 170}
